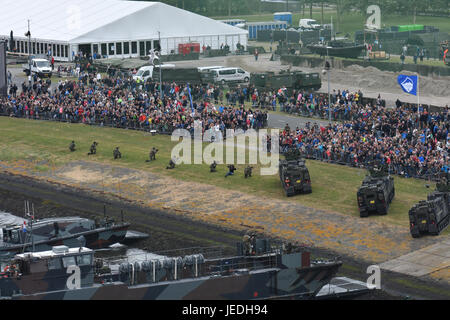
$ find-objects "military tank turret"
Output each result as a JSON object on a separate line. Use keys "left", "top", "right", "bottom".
{"left": 357, "top": 165, "right": 395, "bottom": 217}
{"left": 409, "top": 173, "right": 449, "bottom": 238}
{"left": 279, "top": 148, "right": 312, "bottom": 197}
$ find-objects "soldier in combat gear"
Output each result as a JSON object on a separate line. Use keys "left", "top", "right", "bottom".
{"left": 225, "top": 164, "right": 236, "bottom": 177}
{"left": 166, "top": 158, "right": 176, "bottom": 169}
{"left": 146, "top": 147, "right": 159, "bottom": 162}
{"left": 87, "top": 142, "right": 98, "bottom": 155}
{"left": 113, "top": 147, "right": 122, "bottom": 159}
{"left": 242, "top": 231, "right": 252, "bottom": 255}
{"left": 244, "top": 166, "right": 253, "bottom": 178}
{"left": 69, "top": 141, "right": 76, "bottom": 152}
{"left": 210, "top": 161, "right": 217, "bottom": 172}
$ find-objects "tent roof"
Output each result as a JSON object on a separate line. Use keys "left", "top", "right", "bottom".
{"left": 0, "top": 0, "right": 247, "bottom": 43}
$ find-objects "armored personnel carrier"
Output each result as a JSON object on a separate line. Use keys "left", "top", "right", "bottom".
{"left": 0, "top": 239, "right": 342, "bottom": 300}
{"left": 357, "top": 166, "right": 395, "bottom": 217}
{"left": 279, "top": 148, "right": 312, "bottom": 197}
{"left": 409, "top": 173, "right": 449, "bottom": 238}
{"left": 251, "top": 70, "right": 321, "bottom": 92}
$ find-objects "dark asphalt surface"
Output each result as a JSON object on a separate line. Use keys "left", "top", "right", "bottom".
{"left": 267, "top": 112, "right": 331, "bottom": 129}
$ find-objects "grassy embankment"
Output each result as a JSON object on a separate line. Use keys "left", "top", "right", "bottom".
{"left": 0, "top": 117, "right": 444, "bottom": 234}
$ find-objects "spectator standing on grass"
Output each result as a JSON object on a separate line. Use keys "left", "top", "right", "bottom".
{"left": 402, "top": 45, "right": 408, "bottom": 56}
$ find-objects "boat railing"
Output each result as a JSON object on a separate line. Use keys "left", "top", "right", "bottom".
{"left": 98, "top": 245, "right": 226, "bottom": 269}
{"left": 97, "top": 245, "right": 284, "bottom": 282}
{"left": 204, "top": 252, "right": 280, "bottom": 276}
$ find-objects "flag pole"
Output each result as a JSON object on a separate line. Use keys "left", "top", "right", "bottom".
{"left": 417, "top": 73, "right": 420, "bottom": 115}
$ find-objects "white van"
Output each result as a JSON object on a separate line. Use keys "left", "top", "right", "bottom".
{"left": 299, "top": 19, "right": 321, "bottom": 30}
{"left": 133, "top": 64, "right": 175, "bottom": 81}
{"left": 197, "top": 66, "right": 224, "bottom": 73}
{"left": 211, "top": 67, "right": 250, "bottom": 84}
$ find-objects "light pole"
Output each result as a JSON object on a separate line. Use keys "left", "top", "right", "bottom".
{"left": 327, "top": 67, "right": 331, "bottom": 122}
{"left": 158, "top": 31, "right": 162, "bottom": 100}
{"left": 323, "top": 47, "right": 331, "bottom": 123}
{"left": 25, "top": 20, "right": 32, "bottom": 84}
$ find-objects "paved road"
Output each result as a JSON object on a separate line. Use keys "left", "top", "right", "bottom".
{"left": 267, "top": 112, "right": 331, "bottom": 130}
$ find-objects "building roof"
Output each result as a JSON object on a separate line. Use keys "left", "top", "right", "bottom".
{"left": 0, "top": 0, "right": 247, "bottom": 43}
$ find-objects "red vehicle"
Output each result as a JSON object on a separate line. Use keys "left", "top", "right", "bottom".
{"left": 178, "top": 43, "right": 200, "bottom": 55}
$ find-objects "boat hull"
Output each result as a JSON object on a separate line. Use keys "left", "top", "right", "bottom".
{"left": 307, "top": 45, "right": 366, "bottom": 59}
{"left": 9, "top": 262, "right": 342, "bottom": 300}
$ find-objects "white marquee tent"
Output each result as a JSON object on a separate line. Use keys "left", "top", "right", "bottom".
{"left": 0, "top": 0, "right": 248, "bottom": 61}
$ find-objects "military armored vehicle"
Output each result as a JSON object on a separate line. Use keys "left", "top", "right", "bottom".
{"left": 357, "top": 166, "right": 395, "bottom": 217}
{"left": 279, "top": 148, "right": 312, "bottom": 197}
{"left": 0, "top": 238, "right": 342, "bottom": 300}
{"left": 409, "top": 173, "right": 449, "bottom": 238}
{"left": 251, "top": 70, "right": 321, "bottom": 91}
{"left": 152, "top": 67, "right": 203, "bottom": 85}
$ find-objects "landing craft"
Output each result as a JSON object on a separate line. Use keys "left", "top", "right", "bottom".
{"left": 0, "top": 239, "right": 342, "bottom": 300}
{"left": 0, "top": 203, "right": 130, "bottom": 259}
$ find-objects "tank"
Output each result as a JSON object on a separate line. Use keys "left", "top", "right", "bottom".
{"left": 251, "top": 70, "right": 321, "bottom": 91}
{"left": 279, "top": 148, "right": 312, "bottom": 197}
{"left": 357, "top": 166, "right": 395, "bottom": 217}
{"left": 409, "top": 173, "right": 450, "bottom": 238}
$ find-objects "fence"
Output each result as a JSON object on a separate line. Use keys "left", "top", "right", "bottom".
{"left": 279, "top": 146, "right": 444, "bottom": 182}
{"left": 0, "top": 105, "right": 444, "bottom": 182}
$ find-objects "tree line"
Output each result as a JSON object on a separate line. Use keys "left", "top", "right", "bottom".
{"left": 138, "top": 0, "right": 448, "bottom": 17}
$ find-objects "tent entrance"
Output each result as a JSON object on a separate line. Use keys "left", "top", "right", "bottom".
{"left": 79, "top": 44, "right": 92, "bottom": 57}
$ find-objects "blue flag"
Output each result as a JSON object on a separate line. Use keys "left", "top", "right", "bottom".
{"left": 397, "top": 75, "right": 418, "bottom": 96}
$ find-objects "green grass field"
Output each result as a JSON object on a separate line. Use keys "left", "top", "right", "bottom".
{"left": 213, "top": 12, "right": 450, "bottom": 38}
{"left": 1, "top": 116, "right": 444, "bottom": 234}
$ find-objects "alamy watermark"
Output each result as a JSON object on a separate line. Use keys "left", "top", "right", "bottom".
{"left": 170, "top": 125, "right": 280, "bottom": 176}
{"left": 366, "top": 265, "right": 381, "bottom": 289}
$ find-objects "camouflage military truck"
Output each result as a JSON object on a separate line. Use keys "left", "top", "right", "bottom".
{"left": 0, "top": 239, "right": 342, "bottom": 300}
{"left": 409, "top": 173, "right": 449, "bottom": 238}
{"left": 357, "top": 166, "right": 395, "bottom": 217}
{"left": 251, "top": 70, "right": 321, "bottom": 92}
{"left": 279, "top": 148, "right": 312, "bottom": 197}
{"left": 152, "top": 67, "right": 203, "bottom": 85}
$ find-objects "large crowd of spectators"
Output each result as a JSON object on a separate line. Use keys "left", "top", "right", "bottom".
{"left": 0, "top": 69, "right": 448, "bottom": 180}
{"left": 274, "top": 97, "right": 449, "bottom": 179}
{"left": 0, "top": 71, "right": 268, "bottom": 138}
